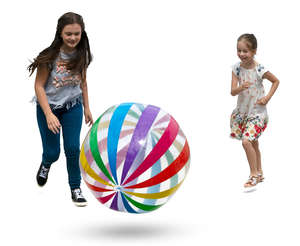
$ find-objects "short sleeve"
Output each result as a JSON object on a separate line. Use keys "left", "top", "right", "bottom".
{"left": 232, "top": 62, "right": 240, "bottom": 77}
{"left": 257, "top": 64, "right": 268, "bottom": 79}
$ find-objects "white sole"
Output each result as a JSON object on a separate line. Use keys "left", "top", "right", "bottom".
{"left": 243, "top": 186, "right": 257, "bottom": 193}
{"left": 73, "top": 201, "right": 88, "bottom": 207}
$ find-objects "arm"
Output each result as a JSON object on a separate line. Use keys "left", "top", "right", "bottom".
{"left": 34, "top": 65, "right": 61, "bottom": 134}
{"left": 257, "top": 71, "right": 280, "bottom": 105}
{"left": 231, "top": 71, "right": 251, "bottom": 96}
{"left": 80, "top": 72, "right": 94, "bottom": 127}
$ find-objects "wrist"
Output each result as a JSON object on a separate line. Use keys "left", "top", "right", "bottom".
{"left": 238, "top": 85, "right": 244, "bottom": 93}
{"left": 83, "top": 105, "right": 90, "bottom": 111}
{"left": 265, "top": 95, "right": 271, "bottom": 101}
{"left": 45, "top": 110, "right": 53, "bottom": 118}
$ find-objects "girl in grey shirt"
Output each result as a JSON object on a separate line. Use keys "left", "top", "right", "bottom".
{"left": 28, "top": 12, "right": 93, "bottom": 206}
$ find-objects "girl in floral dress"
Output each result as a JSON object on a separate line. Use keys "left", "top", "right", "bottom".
{"left": 230, "top": 34, "right": 279, "bottom": 190}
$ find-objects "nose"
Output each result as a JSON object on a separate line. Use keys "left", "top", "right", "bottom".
{"left": 239, "top": 51, "right": 245, "bottom": 57}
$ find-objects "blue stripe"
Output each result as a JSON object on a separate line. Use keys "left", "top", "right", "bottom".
{"left": 107, "top": 103, "right": 133, "bottom": 185}
{"left": 121, "top": 193, "right": 138, "bottom": 213}
{"left": 144, "top": 133, "right": 162, "bottom": 205}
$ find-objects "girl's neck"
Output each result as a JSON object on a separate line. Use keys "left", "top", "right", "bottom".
{"left": 240, "top": 59, "right": 256, "bottom": 69}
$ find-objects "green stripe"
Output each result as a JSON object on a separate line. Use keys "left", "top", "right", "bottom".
{"left": 128, "top": 110, "right": 140, "bottom": 119}
{"left": 136, "top": 103, "right": 145, "bottom": 113}
{"left": 90, "top": 114, "right": 116, "bottom": 185}
{"left": 123, "top": 194, "right": 163, "bottom": 212}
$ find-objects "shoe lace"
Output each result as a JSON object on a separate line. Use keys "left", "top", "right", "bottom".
{"left": 73, "top": 189, "right": 84, "bottom": 199}
{"left": 39, "top": 166, "right": 49, "bottom": 178}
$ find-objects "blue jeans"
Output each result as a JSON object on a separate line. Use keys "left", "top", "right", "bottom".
{"left": 36, "top": 102, "right": 83, "bottom": 190}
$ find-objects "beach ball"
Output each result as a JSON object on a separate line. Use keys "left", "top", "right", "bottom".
{"left": 80, "top": 103, "right": 190, "bottom": 213}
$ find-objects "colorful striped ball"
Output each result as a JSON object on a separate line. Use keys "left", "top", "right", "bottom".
{"left": 80, "top": 103, "right": 190, "bottom": 213}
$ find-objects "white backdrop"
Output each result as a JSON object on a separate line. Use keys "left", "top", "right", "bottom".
{"left": 1, "top": 0, "right": 299, "bottom": 245}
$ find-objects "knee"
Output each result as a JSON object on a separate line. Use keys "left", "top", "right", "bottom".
{"left": 242, "top": 139, "right": 252, "bottom": 149}
{"left": 252, "top": 140, "right": 259, "bottom": 150}
{"left": 64, "top": 146, "right": 80, "bottom": 158}
{"left": 44, "top": 148, "right": 60, "bottom": 163}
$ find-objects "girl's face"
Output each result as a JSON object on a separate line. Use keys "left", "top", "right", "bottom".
{"left": 237, "top": 40, "right": 256, "bottom": 65}
{"left": 61, "top": 24, "right": 82, "bottom": 51}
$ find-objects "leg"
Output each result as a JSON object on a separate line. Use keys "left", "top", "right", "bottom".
{"left": 252, "top": 140, "right": 264, "bottom": 182}
{"left": 252, "top": 140, "right": 262, "bottom": 174}
{"left": 36, "top": 105, "right": 60, "bottom": 167}
{"left": 60, "top": 103, "right": 83, "bottom": 190}
{"left": 242, "top": 139, "right": 258, "bottom": 176}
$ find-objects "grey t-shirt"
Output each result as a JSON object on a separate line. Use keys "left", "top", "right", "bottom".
{"left": 35, "top": 50, "right": 82, "bottom": 110}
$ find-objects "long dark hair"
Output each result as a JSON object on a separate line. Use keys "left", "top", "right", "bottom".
{"left": 28, "top": 12, "right": 92, "bottom": 81}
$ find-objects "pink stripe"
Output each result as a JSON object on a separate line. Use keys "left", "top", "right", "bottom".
{"left": 85, "top": 148, "right": 95, "bottom": 165}
{"left": 97, "top": 129, "right": 134, "bottom": 179}
{"left": 116, "top": 144, "right": 130, "bottom": 169}
{"left": 153, "top": 127, "right": 166, "bottom": 132}
{"left": 122, "top": 116, "right": 179, "bottom": 185}
{"left": 120, "top": 129, "right": 135, "bottom": 138}
{"left": 85, "top": 181, "right": 113, "bottom": 192}
{"left": 97, "top": 193, "right": 116, "bottom": 204}
{"left": 154, "top": 114, "right": 170, "bottom": 126}
{"left": 99, "top": 129, "right": 134, "bottom": 152}
{"left": 85, "top": 148, "right": 111, "bottom": 182}
{"left": 99, "top": 135, "right": 107, "bottom": 155}
{"left": 178, "top": 128, "right": 185, "bottom": 138}
{"left": 97, "top": 144, "right": 130, "bottom": 181}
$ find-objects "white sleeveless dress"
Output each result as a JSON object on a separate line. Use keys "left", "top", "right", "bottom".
{"left": 230, "top": 62, "right": 269, "bottom": 141}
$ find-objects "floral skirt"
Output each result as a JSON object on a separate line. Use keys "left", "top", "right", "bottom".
{"left": 230, "top": 110, "right": 268, "bottom": 141}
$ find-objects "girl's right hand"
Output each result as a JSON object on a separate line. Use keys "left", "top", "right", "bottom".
{"left": 241, "top": 81, "right": 252, "bottom": 90}
{"left": 46, "top": 112, "right": 61, "bottom": 134}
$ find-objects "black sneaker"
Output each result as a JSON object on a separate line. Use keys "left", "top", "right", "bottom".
{"left": 71, "top": 188, "right": 88, "bottom": 207}
{"left": 36, "top": 163, "right": 50, "bottom": 186}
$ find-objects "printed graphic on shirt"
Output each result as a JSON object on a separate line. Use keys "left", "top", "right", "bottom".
{"left": 52, "top": 60, "right": 81, "bottom": 88}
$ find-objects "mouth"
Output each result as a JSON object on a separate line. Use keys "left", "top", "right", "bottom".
{"left": 67, "top": 40, "right": 77, "bottom": 45}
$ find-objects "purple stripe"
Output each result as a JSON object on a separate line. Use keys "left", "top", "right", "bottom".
{"left": 120, "top": 105, "right": 160, "bottom": 184}
{"left": 110, "top": 193, "right": 119, "bottom": 211}
{"left": 122, "top": 142, "right": 147, "bottom": 187}
{"left": 123, "top": 116, "right": 179, "bottom": 186}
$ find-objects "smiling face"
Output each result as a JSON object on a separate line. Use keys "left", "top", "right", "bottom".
{"left": 60, "top": 23, "right": 82, "bottom": 52}
{"left": 237, "top": 40, "right": 256, "bottom": 66}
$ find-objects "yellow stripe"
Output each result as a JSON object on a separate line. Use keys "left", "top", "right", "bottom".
{"left": 98, "top": 121, "right": 110, "bottom": 129}
{"left": 123, "top": 120, "right": 137, "bottom": 127}
{"left": 124, "top": 181, "right": 183, "bottom": 199}
{"left": 80, "top": 146, "right": 114, "bottom": 187}
{"left": 173, "top": 140, "right": 183, "bottom": 153}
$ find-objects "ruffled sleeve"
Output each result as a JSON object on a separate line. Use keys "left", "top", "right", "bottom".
{"left": 257, "top": 64, "right": 268, "bottom": 79}
{"left": 232, "top": 62, "right": 240, "bottom": 77}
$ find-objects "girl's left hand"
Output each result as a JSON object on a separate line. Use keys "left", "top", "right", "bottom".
{"left": 84, "top": 108, "right": 94, "bottom": 127}
{"left": 256, "top": 96, "right": 269, "bottom": 105}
